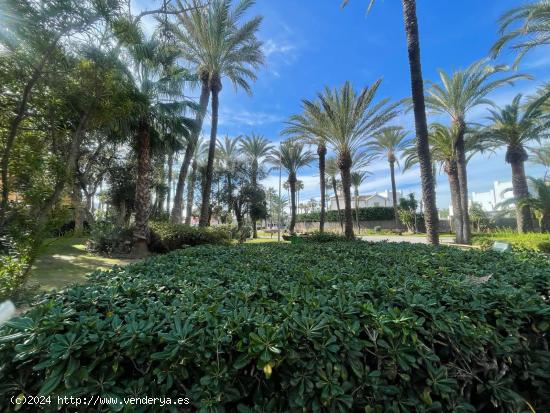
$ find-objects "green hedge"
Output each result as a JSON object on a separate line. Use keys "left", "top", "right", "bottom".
{"left": 149, "top": 221, "right": 232, "bottom": 252}
{"left": 297, "top": 206, "right": 394, "bottom": 222}
{"left": 1, "top": 242, "right": 549, "bottom": 411}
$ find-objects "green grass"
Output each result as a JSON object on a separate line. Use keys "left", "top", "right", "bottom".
{"left": 29, "top": 236, "right": 137, "bottom": 291}
{"left": 472, "top": 231, "right": 550, "bottom": 252}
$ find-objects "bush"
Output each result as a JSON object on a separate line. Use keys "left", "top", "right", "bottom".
{"left": 149, "top": 221, "right": 232, "bottom": 252}
{"left": 472, "top": 231, "right": 550, "bottom": 252}
{"left": 297, "top": 206, "right": 394, "bottom": 223}
{"left": 86, "top": 221, "right": 134, "bottom": 256}
{"left": 1, "top": 242, "right": 549, "bottom": 411}
{"left": 301, "top": 231, "right": 351, "bottom": 243}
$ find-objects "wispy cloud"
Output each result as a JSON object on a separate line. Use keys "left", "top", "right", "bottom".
{"left": 217, "top": 107, "right": 284, "bottom": 127}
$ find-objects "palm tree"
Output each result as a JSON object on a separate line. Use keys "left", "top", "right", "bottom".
{"left": 184, "top": 138, "right": 208, "bottom": 225}
{"left": 369, "top": 127, "right": 410, "bottom": 226}
{"left": 284, "top": 102, "right": 329, "bottom": 233}
{"left": 531, "top": 143, "right": 550, "bottom": 179}
{"left": 425, "top": 59, "right": 527, "bottom": 243}
{"left": 240, "top": 133, "right": 273, "bottom": 237}
{"left": 302, "top": 80, "right": 399, "bottom": 239}
{"left": 326, "top": 157, "right": 344, "bottom": 232}
{"left": 342, "top": 0, "right": 440, "bottom": 245}
{"left": 351, "top": 170, "right": 369, "bottom": 233}
{"left": 267, "top": 141, "right": 314, "bottom": 234}
{"left": 168, "top": 0, "right": 264, "bottom": 225}
{"left": 492, "top": 0, "right": 550, "bottom": 66}
{"left": 479, "top": 94, "right": 550, "bottom": 232}
{"left": 404, "top": 124, "right": 486, "bottom": 242}
{"left": 522, "top": 177, "right": 550, "bottom": 233}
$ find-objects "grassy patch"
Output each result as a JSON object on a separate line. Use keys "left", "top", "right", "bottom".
{"left": 472, "top": 231, "right": 550, "bottom": 252}
{"left": 29, "top": 237, "right": 137, "bottom": 291}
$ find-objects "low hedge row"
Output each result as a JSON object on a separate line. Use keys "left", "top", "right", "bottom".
{"left": 297, "top": 206, "right": 394, "bottom": 223}
{"left": 0, "top": 242, "right": 549, "bottom": 412}
{"left": 149, "top": 221, "right": 232, "bottom": 252}
{"left": 472, "top": 231, "right": 550, "bottom": 253}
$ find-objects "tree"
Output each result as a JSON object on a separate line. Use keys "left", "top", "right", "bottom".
{"left": 350, "top": 170, "right": 369, "bottom": 232}
{"left": 521, "top": 177, "right": 550, "bottom": 233}
{"left": 302, "top": 80, "right": 399, "bottom": 239}
{"left": 425, "top": 59, "right": 527, "bottom": 243}
{"left": 398, "top": 193, "right": 418, "bottom": 233}
{"left": 326, "top": 157, "right": 344, "bottom": 231}
{"left": 184, "top": 139, "right": 208, "bottom": 225}
{"left": 169, "top": 0, "right": 264, "bottom": 227}
{"left": 531, "top": 143, "right": 550, "bottom": 179}
{"left": 342, "top": 0, "right": 440, "bottom": 245}
{"left": 267, "top": 141, "right": 314, "bottom": 234}
{"left": 240, "top": 133, "right": 273, "bottom": 237}
{"left": 284, "top": 103, "right": 329, "bottom": 233}
{"left": 369, "top": 126, "right": 410, "bottom": 227}
{"left": 491, "top": 0, "right": 550, "bottom": 66}
{"left": 479, "top": 94, "right": 550, "bottom": 232}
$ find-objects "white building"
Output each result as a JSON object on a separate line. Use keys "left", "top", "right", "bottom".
{"left": 449, "top": 180, "right": 513, "bottom": 216}
{"left": 328, "top": 190, "right": 403, "bottom": 211}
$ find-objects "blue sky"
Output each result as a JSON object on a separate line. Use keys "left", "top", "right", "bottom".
{"left": 136, "top": 0, "right": 549, "bottom": 210}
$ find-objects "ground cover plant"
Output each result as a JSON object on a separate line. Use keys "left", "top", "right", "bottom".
{"left": 1, "top": 241, "right": 549, "bottom": 412}
{"left": 472, "top": 230, "right": 550, "bottom": 252}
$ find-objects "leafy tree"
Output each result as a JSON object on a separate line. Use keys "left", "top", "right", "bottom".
{"left": 522, "top": 177, "right": 550, "bottom": 232}
{"left": 479, "top": 94, "right": 550, "bottom": 232}
{"left": 326, "top": 157, "right": 343, "bottom": 231}
{"left": 425, "top": 59, "right": 528, "bottom": 243}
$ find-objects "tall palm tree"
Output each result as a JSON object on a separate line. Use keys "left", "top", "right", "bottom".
{"left": 425, "top": 59, "right": 527, "bottom": 243}
{"left": 267, "top": 141, "right": 315, "bottom": 234}
{"left": 240, "top": 133, "right": 273, "bottom": 237}
{"left": 169, "top": 0, "right": 264, "bottom": 225}
{"left": 492, "top": 0, "right": 550, "bottom": 66}
{"left": 216, "top": 135, "right": 241, "bottom": 216}
{"left": 350, "top": 170, "right": 369, "bottom": 233}
{"left": 184, "top": 138, "right": 208, "bottom": 225}
{"left": 369, "top": 127, "right": 410, "bottom": 226}
{"left": 404, "top": 124, "right": 486, "bottom": 242}
{"left": 302, "top": 80, "right": 399, "bottom": 239}
{"left": 326, "top": 157, "right": 344, "bottom": 232}
{"left": 479, "top": 94, "right": 550, "bottom": 232}
{"left": 284, "top": 102, "right": 329, "bottom": 233}
{"left": 342, "top": 0, "right": 440, "bottom": 245}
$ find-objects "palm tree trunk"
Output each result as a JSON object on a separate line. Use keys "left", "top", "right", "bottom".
{"left": 199, "top": 80, "right": 221, "bottom": 227}
{"left": 510, "top": 158, "right": 533, "bottom": 233}
{"left": 338, "top": 153, "right": 354, "bottom": 239}
{"left": 401, "top": 0, "right": 439, "bottom": 245}
{"left": 133, "top": 118, "right": 151, "bottom": 255}
{"left": 446, "top": 161, "right": 464, "bottom": 243}
{"left": 251, "top": 160, "right": 258, "bottom": 238}
{"left": 354, "top": 188, "right": 361, "bottom": 233}
{"left": 318, "top": 144, "right": 327, "bottom": 233}
{"left": 541, "top": 213, "right": 550, "bottom": 233}
{"left": 332, "top": 177, "right": 343, "bottom": 232}
{"left": 389, "top": 160, "right": 399, "bottom": 227}
{"left": 184, "top": 159, "right": 197, "bottom": 225}
{"left": 166, "top": 151, "right": 173, "bottom": 214}
{"left": 454, "top": 126, "right": 471, "bottom": 243}
{"left": 170, "top": 75, "right": 210, "bottom": 223}
{"left": 289, "top": 173, "right": 297, "bottom": 234}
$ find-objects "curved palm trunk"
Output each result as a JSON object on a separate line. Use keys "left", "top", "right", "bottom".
{"left": 184, "top": 159, "right": 198, "bottom": 225}
{"left": 289, "top": 173, "right": 297, "bottom": 234}
{"left": 318, "top": 144, "right": 327, "bottom": 233}
{"left": 446, "top": 161, "right": 464, "bottom": 243}
{"left": 166, "top": 152, "right": 173, "bottom": 214}
{"left": 170, "top": 76, "right": 210, "bottom": 223}
{"left": 510, "top": 157, "right": 533, "bottom": 233}
{"left": 402, "top": 0, "right": 439, "bottom": 245}
{"left": 133, "top": 118, "right": 151, "bottom": 255}
{"left": 389, "top": 159, "right": 399, "bottom": 227}
{"left": 199, "top": 82, "right": 220, "bottom": 227}
{"left": 331, "top": 177, "right": 344, "bottom": 232}
{"left": 454, "top": 126, "right": 471, "bottom": 243}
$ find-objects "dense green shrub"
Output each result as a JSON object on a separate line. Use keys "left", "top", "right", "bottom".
{"left": 86, "top": 221, "right": 134, "bottom": 256}
{"left": 297, "top": 206, "right": 394, "bottom": 223}
{"left": 301, "top": 231, "right": 351, "bottom": 243}
{"left": 149, "top": 221, "right": 232, "bottom": 252}
{"left": 1, "top": 242, "right": 549, "bottom": 412}
{"left": 472, "top": 230, "right": 550, "bottom": 252}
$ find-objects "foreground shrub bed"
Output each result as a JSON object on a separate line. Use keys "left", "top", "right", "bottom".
{"left": 1, "top": 242, "right": 549, "bottom": 412}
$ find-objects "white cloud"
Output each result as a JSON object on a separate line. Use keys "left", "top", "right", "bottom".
{"left": 217, "top": 107, "right": 284, "bottom": 127}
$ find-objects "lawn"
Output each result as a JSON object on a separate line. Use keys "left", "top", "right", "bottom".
{"left": 29, "top": 237, "right": 137, "bottom": 291}
{"left": 472, "top": 231, "right": 550, "bottom": 252}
